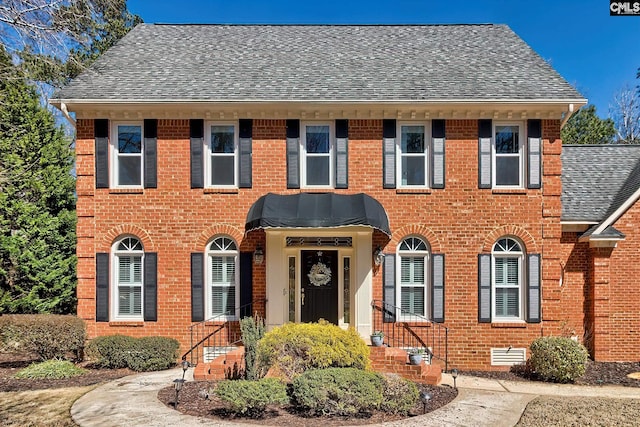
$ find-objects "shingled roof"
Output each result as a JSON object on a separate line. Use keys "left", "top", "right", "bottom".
{"left": 53, "top": 24, "right": 583, "bottom": 102}
{"left": 561, "top": 145, "right": 640, "bottom": 222}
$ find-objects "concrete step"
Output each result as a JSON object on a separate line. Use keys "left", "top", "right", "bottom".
{"left": 193, "top": 346, "right": 245, "bottom": 380}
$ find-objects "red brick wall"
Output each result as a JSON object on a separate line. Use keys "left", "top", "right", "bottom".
{"left": 76, "top": 117, "right": 574, "bottom": 369}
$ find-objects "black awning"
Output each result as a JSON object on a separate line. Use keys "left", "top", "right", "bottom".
{"left": 245, "top": 193, "right": 391, "bottom": 236}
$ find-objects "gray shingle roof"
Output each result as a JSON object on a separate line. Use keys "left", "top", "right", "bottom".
{"left": 54, "top": 24, "right": 583, "bottom": 102}
{"left": 561, "top": 145, "right": 640, "bottom": 222}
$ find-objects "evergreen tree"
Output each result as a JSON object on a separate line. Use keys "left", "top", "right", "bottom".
{"left": 561, "top": 105, "right": 616, "bottom": 145}
{"left": 0, "top": 48, "right": 76, "bottom": 314}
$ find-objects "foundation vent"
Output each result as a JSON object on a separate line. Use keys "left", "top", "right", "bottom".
{"left": 491, "top": 347, "right": 526, "bottom": 366}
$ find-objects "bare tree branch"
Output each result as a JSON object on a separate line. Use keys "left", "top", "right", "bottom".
{"left": 610, "top": 84, "right": 640, "bottom": 144}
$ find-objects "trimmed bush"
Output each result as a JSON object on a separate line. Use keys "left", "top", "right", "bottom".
{"left": 292, "top": 367, "right": 384, "bottom": 416}
{"left": 214, "top": 378, "right": 289, "bottom": 416}
{"left": 257, "top": 320, "right": 370, "bottom": 379}
{"left": 529, "top": 336, "right": 589, "bottom": 383}
{"left": 14, "top": 360, "right": 86, "bottom": 379}
{"left": 0, "top": 314, "right": 86, "bottom": 361}
{"left": 240, "top": 314, "right": 266, "bottom": 380}
{"left": 380, "top": 373, "right": 419, "bottom": 414}
{"left": 86, "top": 335, "right": 179, "bottom": 371}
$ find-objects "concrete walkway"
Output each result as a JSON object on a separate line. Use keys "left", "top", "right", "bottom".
{"left": 71, "top": 369, "right": 640, "bottom": 427}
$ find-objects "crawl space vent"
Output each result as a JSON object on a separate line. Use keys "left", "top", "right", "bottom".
{"left": 491, "top": 347, "right": 526, "bottom": 366}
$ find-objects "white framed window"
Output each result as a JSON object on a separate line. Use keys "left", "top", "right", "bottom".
{"left": 493, "top": 123, "right": 524, "bottom": 188}
{"left": 111, "top": 122, "right": 143, "bottom": 187}
{"left": 397, "top": 236, "right": 430, "bottom": 318}
{"left": 397, "top": 122, "right": 429, "bottom": 188}
{"left": 492, "top": 237, "right": 524, "bottom": 321}
{"left": 206, "top": 236, "right": 238, "bottom": 319}
{"left": 301, "top": 122, "right": 334, "bottom": 188}
{"left": 205, "top": 122, "right": 238, "bottom": 187}
{"left": 112, "top": 236, "right": 144, "bottom": 320}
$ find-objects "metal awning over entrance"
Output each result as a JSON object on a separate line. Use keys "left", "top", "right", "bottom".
{"left": 245, "top": 193, "right": 391, "bottom": 236}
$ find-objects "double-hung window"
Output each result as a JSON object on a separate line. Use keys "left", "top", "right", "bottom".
{"left": 397, "top": 237, "right": 429, "bottom": 318}
{"left": 492, "top": 237, "right": 524, "bottom": 320}
{"left": 397, "top": 123, "right": 429, "bottom": 187}
{"left": 207, "top": 236, "right": 238, "bottom": 319}
{"left": 493, "top": 123, "right": 523, "bottom": 187}
{"left": 112, "top": 123, "right": 143, "bottom": 187}
{"left": 301, "top": 123, "right": 333, "bottom": 188}
{"left": 206, "top": 123, "right": 238, "bottom": 187}
{"left": 113, "top": 237, "right": 144, "bottom": 319}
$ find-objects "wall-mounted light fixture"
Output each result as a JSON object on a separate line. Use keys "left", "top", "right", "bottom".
{"left": 254, "top": 246, "right": 264, "bottom": 265}
{"left": 373, "top": 247, "right": 384, "bottom": 266}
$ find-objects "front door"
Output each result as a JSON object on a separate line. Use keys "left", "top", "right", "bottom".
{"left": 301, "top": 250, "right": 338, "bottom": 324}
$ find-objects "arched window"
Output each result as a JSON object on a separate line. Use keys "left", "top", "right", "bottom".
{"left": 113, "top": 236, "right": 144, "bottom": 319}
{"left": 492, "top": 237, "right": 524, "bottom": 320}
{"left": 397, "top": 236, "right": 430, "bottom": 317}
{"left": 207, "top": 236, "right": 238, "bottom": 318}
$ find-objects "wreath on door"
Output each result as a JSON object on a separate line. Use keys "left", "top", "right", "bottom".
{"left": 308, "top": 262, "right": 332, "bottom": 286}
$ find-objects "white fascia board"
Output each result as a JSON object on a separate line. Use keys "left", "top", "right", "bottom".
{"left": 592, "top": 186, "right": 640, "bottom": 236}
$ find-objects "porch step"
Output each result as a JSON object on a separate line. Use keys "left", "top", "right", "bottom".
{"left": 193, "top": 346, "right": 245, "bottom": 380}
{"left": 368, "top": 346, "right": 442, "bottom": 385}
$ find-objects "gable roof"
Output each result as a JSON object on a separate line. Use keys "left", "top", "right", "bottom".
{"left": 562, "top": 144, "right": 640, "bottom": 223}
{"left": 53, "top": 24, "right": 584, "bottom": 103}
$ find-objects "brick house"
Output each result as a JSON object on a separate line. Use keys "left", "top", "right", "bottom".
{"left": 50, "top": 23, "right": 634, "bottom": 371}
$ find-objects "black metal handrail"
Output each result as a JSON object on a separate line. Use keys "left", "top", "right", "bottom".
{"left": 371, "top": 299, "right": 448, "bottom": 371}
{"left": 182, "top": 299, "right": 267, "bottom": 366}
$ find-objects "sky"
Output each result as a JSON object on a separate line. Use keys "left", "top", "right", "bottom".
{"left": 127, "top": 0, "right": 640, "bottom": 118}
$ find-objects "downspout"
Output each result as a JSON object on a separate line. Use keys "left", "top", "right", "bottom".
{"left": 560, "top": 103, "right": 575, "bottom": 128}
{"left": 60, "top": 102, "right": 77, "bottom": 130}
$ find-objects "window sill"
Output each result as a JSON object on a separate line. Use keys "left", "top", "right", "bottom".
{"left": 108, "top": 321, "right": 144, "bottom": 327}
{"left": 491, "top": 322, "right": 527, "bottom": 328}
{"left": 203, "top": 188, "right": 239, "bottom": 194}
{"left": 396, "top": 189, "right": 432, "bottom": 195}
{"left": 491, "top": 189, "right": 528, "bottom": 195}
{"left": 109, "top": 188, "right": 144, "bottom": 194}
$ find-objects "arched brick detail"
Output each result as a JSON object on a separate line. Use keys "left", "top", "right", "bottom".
{"left": 481, "top": 225, "right": 538, "bottom": 253}
{"left": 388, "top": 224, "right": 442, "bottom": 253}
{"left": 195, "top": 224, "right": 244, "bottom": 251}
{"left": 99, "top": 224, "right": 154, "bottom": 252}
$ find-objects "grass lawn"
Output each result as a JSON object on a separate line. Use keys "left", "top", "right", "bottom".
{"left": 0, "top": 385, "right": 94, "bottom": 427}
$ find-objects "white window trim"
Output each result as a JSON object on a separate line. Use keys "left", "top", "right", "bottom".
{"left": 204, "top": 121, "right": 239, "bottom": 188}
{"left": 110, "top": 121, "right": 144, "bottom": 188}
{"left": 491, "top": 238, "right": 525, "bottom": 322}
{"left": 300, "top": 121, "right": 335, "bottom": 189}
{"left": 111, "top": 236, "right": 144, "bottom": 321}
{"left": 396, "top": 236, "right": 430, "bottom": 321}
{"left": 492, "top": 122, "right": 525, "bottom": 189}
{"left": 396, "top": 121, "right": 430, "bottom": 189}
{"left": 206, "top": 237, "right": 239, "bottom": 320}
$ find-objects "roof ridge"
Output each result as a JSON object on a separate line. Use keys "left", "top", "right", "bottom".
{"left": 148, "top": 23, "right": 500, "bottom": 27}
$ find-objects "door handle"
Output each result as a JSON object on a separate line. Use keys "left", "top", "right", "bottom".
{"left": 301, "top": 289, "right": 305, "bottom": 306}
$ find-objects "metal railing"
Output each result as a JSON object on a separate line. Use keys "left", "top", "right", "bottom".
{"left": 182, "top": 299, "right": 267, "bottom": 366}
{"left": 371, "top": 299, "right": 449, "bottom": 371}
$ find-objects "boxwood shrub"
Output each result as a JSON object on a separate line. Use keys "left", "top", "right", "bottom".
{"left": 380, "top": 373, "right": 419, "bottom": 414}
{"left": 214, "top": 378, "right": 289, "bottom": 416}
{"left": 529, "top": 336, "right": 589, "bottom": 383}
{"left": 86, "top": 335, "right": 179, "bottom": 371}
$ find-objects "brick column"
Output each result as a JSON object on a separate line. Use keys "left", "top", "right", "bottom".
{"left": 589, "top": 247, "right": 614, "bottom": 361}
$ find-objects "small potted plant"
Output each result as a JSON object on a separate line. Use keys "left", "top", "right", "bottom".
{"left": 370, "top": 330, "right": 384, "bottom": 347}
{"left": 408, "top": 348, "right": 425, "bottom": 365}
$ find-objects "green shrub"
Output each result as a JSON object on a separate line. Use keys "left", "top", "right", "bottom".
{"left": 86, "top": 335, "right": 179, "bottom": 371}
{"left": 380, "top": 373, "right": 419, "bottom": 414}
{"left": 529, "top": 336, "right": 589, "bottom": 383}
{"left": 257, "top": 320, "right": 370, "bottom": 379}
{"left": 240, "top": 314, "right": 266, "bottom": 380}
{"left": 214, "top": 378, "right": 289, "bottom": 416}
{"left": 15, "top": 360, "right": 86, "bottom": 379}
{"left": 0, "top": 314, "right": 86, "bottom": 361}
{"left": 292, "top": 367, "right": 384, "bottom": 416}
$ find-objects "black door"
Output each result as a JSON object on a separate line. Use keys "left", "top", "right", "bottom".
{"left": 301, "top": 250, "right": 338, "bottom": 324}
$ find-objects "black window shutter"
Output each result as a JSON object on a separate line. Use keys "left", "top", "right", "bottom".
{"left": 478, "top": 119, "right": 492, "bottom": 189}
{"left": 96, "top": 253, "right": 110, "bottom": 322}
{"left": 527, "top": 119, "right": 542, "bottom": 189}
{"left": 431, "top": 119, "right": 446, "bottom": 189}
{"left": 527, "top": 254, "right": 541, "bottom": 323}
{"left": 190, "top": 119, "right": 204, "bottom": 189}
{"left": 335, "top": 119, "right": 349, "bottom": 189}
{"left": 191, "top": 253, "right": 205, "bottom": 322}
{"left": 286, "top": 119, "right": 300, "bottom": 189}
{"left": 144, "top": 119, "right": 157, "bottom": 188}
{"left": 382, "top": 253, "right": 396, "bottom": 322}
{"left": 431, "top": 253, "right": 445, "bottom": 323}
{"left": 239, "top": 252, "right": 253, "bottom": 318}
{"left": 95, "top": 119, "right": 109, "bottom": 189}
{"left": 143, "top": 252, "right": 158, "bottom": 321}
{"left": 239, "top": 119, "right": 253, "bottom": 188}
{"left": 382, "top": 119, "right": 396, "bottom": 189}
{"left": 478, "top": 254, "right": 492, "bottom": 322}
